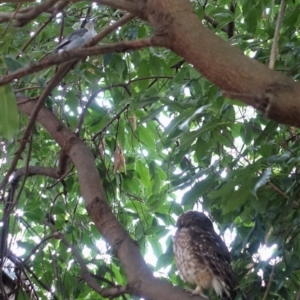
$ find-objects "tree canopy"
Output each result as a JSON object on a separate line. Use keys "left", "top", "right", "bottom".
{"left": 1, "top": 0, "right": 300, "bottom": 299}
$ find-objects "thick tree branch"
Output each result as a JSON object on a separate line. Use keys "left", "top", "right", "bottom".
{"left": 144, "top": 0, "right": 300, "bottom": 128}
{"left": 7, "top": 0, "right": 300, "bottom": 130}
{"left": 0, "top": 1, "right": 34, "bottom": 3}
{"left": 94, "top": 0, "right": 300, "bottom": 128}
{"left": 16, "top": 95, "right": 206, "bottom": 300}
{"left": 5, "top": 166, "right": 61, "bottom": 185}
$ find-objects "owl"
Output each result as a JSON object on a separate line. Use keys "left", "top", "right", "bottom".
{"left": 173, "top": 211, "right": 242, "bottom": 299}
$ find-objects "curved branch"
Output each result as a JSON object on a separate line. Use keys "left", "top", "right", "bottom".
{"left": 0, "top": 165, "right": 62, "bottom": 191}
{"left": 145, "top": 0, "right": 300, "bottom": 128}
{"left": 87, "top": 0, "right": 300, "bottom": 128}
{"left": 16, "top": 95, "right": 206, "bottom": 300}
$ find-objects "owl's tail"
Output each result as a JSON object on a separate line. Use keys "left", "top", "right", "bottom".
{"left": 222, "top": 288, "right": 247, "bottom": 300}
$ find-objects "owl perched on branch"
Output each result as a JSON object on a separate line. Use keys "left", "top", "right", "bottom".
{"left": 173, "top": 211, "right": 244, "bottom": 299}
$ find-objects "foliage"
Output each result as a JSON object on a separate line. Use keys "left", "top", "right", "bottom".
{"left": 1, "top": 0, "right": 300, "bottom": 299}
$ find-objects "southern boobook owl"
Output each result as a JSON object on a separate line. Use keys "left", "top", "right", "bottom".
{"left": 173, "top": 211, "right": 243, "bottom": 299}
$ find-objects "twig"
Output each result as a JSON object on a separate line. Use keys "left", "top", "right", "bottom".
{"left": 21, "top": 234, "right": 57, "bottom": 265}
{"left": 267, "top": 181, "right": 299, "bottom": 207}
{"left": 49, "top": 224, "right": 103, "bottom": 293}
{"left": 0, "top": 2, "right": 21, "bottom": 39}
{"left": 204, "top": 14, "right": 229, "bottom": 34}
{"left": 269, "top": 0, "right": 286, "bottom": 69}
{"left": 262, "top": 262, "right": 276, "bottom": 300}
{"left": 76, "top": 81, "right": 134, "bottom": 133}
{"left": 0, "top": 0, "right": 59, "bottom": 26}
{"left": 93, "top": 104, "right": 130, "bottom": 140}
{"left": 76, "top": 86, "right": 112, "bottom": 133}
{"left": 7, "top": 249, "right": 59, "bottom": 300}
{"left": 16, "top": 16, "right": 53, "bottom": 59}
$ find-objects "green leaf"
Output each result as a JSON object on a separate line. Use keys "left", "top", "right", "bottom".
{"left": 127, "top": 26, "right": 138, "bottom": 40}
{"left": 252, "top": 167, "right": 272, "bottom": 198}
{"left": 178, "top": 104, "right": 211, "bottom": 132}
{"left": 136, "top": 160, "right": 150, "bottom": 187}
{"left": 149, "top": 236, "right": 163, "bottom": 257}
{"left": 152, "top": 174, "right": 161, "bottom": 195}
{"left": 182, "top": 177, "right": 213, "bottom": 208}
{"left": 0, "top": 85, "right": 19, "bottom": 140}
{"left": 4, "top": 55, "right": 24, "bottom": 72}
{"left": 137, "top": 125, "right": 155, "bottom": 150}
{"left": 66, "top": 90, "right": 78, "bottom": 112}
{"left": 17, "top": 241, "right": 35, "bottom": 254}
{"left": 222, "top": 179, "right": 254, "bottom": 214}
{"left": 245, "top": 6, "right": 258, "bottom": 34}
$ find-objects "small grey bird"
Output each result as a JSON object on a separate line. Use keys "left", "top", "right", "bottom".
{"left": 54, "top": 20, "right": 97, "bottom": 53}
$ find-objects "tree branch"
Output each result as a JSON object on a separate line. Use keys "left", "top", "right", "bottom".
{"left": 146, "top": 0, "right": 300, "bottom": 128}
{"left": 55, "top": 226, "right": 129, "bottom": 298}
{"left": 93, "top": 0, "right": 147, "bottom": 20}
{"left": 84, "top": 0, "right": 300, "bottom": 128}
{"left": 269, "top": 0, "right": 286, "bottom": 69}
{"left": 16, "top": 95, "right": 206, "bottom": 300}
{"left": 0, "top": 39, "right": 151, "bottom": 85}
{"left": 0, "top": 0, "right": 66, "bottom": 26}
{"left": 7, "top": 249, "right": 59, "bottom": 300}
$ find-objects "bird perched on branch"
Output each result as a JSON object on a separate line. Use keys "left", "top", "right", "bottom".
{"left": 54, "top": 20, "right": 97, "bottom": 53}
{"left": 173, "top": 211, "right": 245, "bottom": 299}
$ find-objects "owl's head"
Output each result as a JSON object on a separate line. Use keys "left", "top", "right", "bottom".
{"left": 176, "top": 211, "right": 214, "bottom": 230}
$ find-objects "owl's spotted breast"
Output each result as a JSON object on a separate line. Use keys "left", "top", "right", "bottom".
{"left": 174, "top": 228, "right": 213, "bottom": 287}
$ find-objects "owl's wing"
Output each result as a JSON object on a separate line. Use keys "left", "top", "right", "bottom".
{"left": 190, "top": 225, "right": 231, "bottom": 262}
{"left": 189, "top": 225, "right": 239, "bottom": 299}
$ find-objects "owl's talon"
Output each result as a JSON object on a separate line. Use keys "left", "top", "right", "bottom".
{"left": 186, "top": 289, "right": 208, "bottom": 298}
{"left": 185, "top": 288, "right": 194, "bottom": 295}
